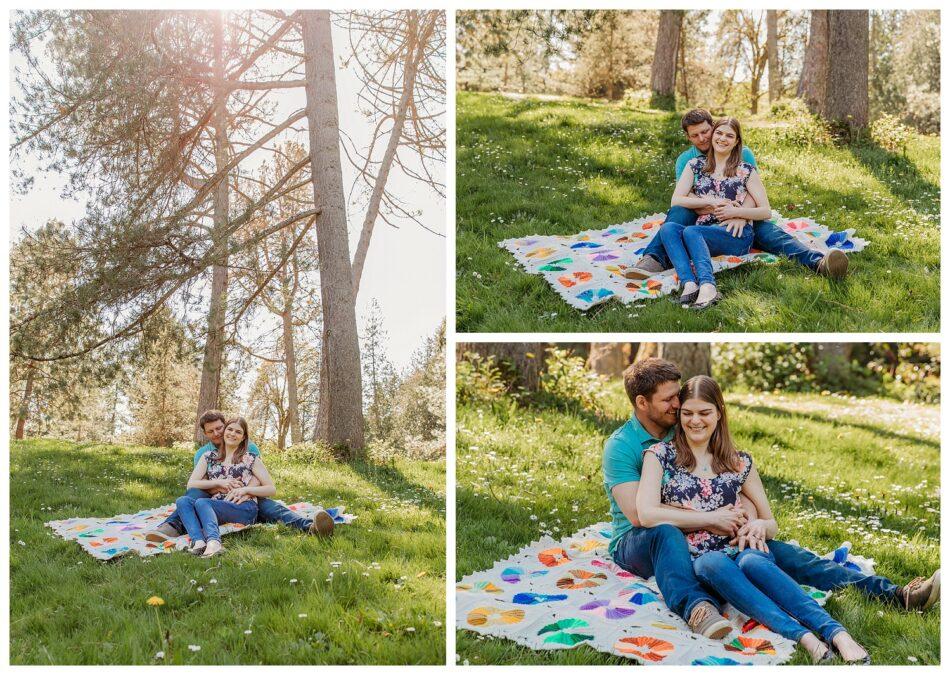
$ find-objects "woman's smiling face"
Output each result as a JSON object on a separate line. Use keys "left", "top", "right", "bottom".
{"left": 223, "top": 422, "right": 245, "bottom": 446}
{"left": 712, "top": 125, "right": 738, "bottom": 154}
{"left": 679, "top": 397, "right": 720, "bottom": 447}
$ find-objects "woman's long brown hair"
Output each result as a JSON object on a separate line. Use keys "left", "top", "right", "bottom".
{"left": 703, "top": 117, "right": 744, "bottom": 178}
{"left": 673, "top": 376, "right": 742, "bottom": 474}
{"left": 218, "top": 417, "right": 250, "bottom": 464}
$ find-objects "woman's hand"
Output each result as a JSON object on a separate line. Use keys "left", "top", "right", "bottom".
{"left": 735, "top": 519, "right": 771, "bottom": 552}
{"left": 713, "top": 201, "right": 743, "bottom": 221}
{"left": 722, "top": 218, "right": 748, "bottom": 238}
{"left": 224, "top": 486, "right": 253, "bottom": 504}
{"left": 215, "top": 478, "right": 242, "bottom": 490}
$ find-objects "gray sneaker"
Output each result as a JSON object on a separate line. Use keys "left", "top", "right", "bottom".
{"left": 309, "top": 509, "right": 335, "bottom": 537}
{"left": 623, "top": 255, "right": 665, "bottom": 279}
{"left": 688, "top": 601, "right": 732, "bottom": 640}
{"left": 144, "top": 522, "right": 181, "bottom": 542}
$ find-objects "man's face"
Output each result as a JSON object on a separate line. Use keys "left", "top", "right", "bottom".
{"left": 202, "top": 420, "right": 225, "bottom": 445}
{"left": 639, "top": 380, "right": 681, "bottom": 431}
{"left": 685, "top": 121, "right": 713, "bottom": 154}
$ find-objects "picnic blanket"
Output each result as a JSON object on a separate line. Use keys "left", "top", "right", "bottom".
{"left": 47, "top": 502, "right": 355, "bottom": 561}
{"left": 456, "top": 523, "right": 875, "bottom": 665}
{"left": 499, "top": 213, "right": 868, "bottom": 311}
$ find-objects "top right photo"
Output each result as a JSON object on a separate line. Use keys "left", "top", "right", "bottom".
{"left": 455, "top": 9, "right": 939, "bottom": 333}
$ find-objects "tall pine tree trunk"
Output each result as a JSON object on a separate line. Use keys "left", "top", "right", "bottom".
{"left": 824, "top": 10, "right": 869, "bottom": 135}
{"left": 14, "top": 364, "right": 35, "bottom": 440}
{"left": 281, "top": 297, "right": 303, "bottom": 445}
{"left": 767, "top": 10, "right": 781, "bottom": 104}
{"left": 195, "top": 12, "right": 230, "bottom": 442}
{"left": 656, "top": 343, "right": 712, "bottom": 380}
{"left": 797, "top": 10, "right": 829, "bottom": 114}
{"left": 301, "top": 10, "right": 365, "bottom": 456}
{"left": 650, "top": 10, "right": 683, "bottom": 110}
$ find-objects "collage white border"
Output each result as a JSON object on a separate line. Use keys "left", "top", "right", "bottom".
{"left": 1, "top": 0, "right": 947, "bottom": 672}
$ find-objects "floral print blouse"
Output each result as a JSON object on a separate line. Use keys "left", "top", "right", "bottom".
{"left": 203, "top": 450, "right": 258, "bottom": 502}
{"left": 687, "top": 156, "right": 756, "bottom": 225}
{"left": 643, "top": 441, "right": 753, "bottom": 558}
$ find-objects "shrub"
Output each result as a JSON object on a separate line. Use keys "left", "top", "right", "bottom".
{"left": 869, "top": 113, "right": 912, "bottom": 154}
{"left": 540, "top": 346, "right": 612, "bottom": 417}
{"left": 620, "top": 88, "right": 651, "bottom": 110}
{"left": 714, "top": 343, "right": 815, "bottom": 393}
{"left": 902, "top": 85, "right": 939, "bottom": 135}
{"left": 769, "top": 98, "right": 832, "bottom": 148}
{"left": 456, "top": 352, "right": 509, "bottom": 404}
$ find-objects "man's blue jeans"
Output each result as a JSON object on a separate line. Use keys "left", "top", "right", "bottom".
{"left": 613, "top": 524, "right": 721, "bottom": 621}
{"left": 769, "top": 539, "right": 898, "bottom": 601}
{"left": 695, "top": 549, "right": 846, "bottom": 643}
{"left": 660, "top": 221, "right": 753, "bottom": 287}
{"left": 640, "top": 206, "right": 822, "bottom": 271}
{"left": 164, "top": 490, "right": 311, "bottom": 534}
{"left": 175, "top": 495, "right": 258, "bottom": 543}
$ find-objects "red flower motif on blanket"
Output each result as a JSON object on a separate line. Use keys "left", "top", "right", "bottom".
{"left": 614, "top": 636, "right": 675, "bottom": 662}
{"left": 538, "top": 547, "right": 571, "bottom": 567}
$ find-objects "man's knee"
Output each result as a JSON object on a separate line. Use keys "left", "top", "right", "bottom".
{"left": 659, "top": 221, "right": 682, "bottom": 242}
{"left": 667, "top": 206, "right": 698, "bottom": 226}
{"left": 175, "top": 495, "right": 194, "bottom": 508}
{"left": 649, "top": 523, "right": 689, "bottom": 553}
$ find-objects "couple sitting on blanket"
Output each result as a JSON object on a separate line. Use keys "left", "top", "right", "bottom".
{"left": 144, "top": 410, "right": 334, "bottom": 557}
{"left": 603, "top": 359, "right": 939, "bottom": 664}
{"left": 624, "top": 108, "right": 850, "bottom": 309}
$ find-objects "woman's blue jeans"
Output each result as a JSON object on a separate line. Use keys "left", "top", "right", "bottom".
{"left": 694, "top": 549, "right": 846, "bottom": 644}
{"left": 660, "top": 220, "right": 753, "bottom": 288}
{"left": 174, "top": 496, "right": 258, "bottom": 543}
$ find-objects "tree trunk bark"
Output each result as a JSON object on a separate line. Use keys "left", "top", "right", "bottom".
{"left": 824, "top": 10, "right": 869, "bottom": 134}
{"left": 797, "top": 10, "right": 829, "bottom": 115}
{"left": 656, "top": 343, "right": 712, "bottom": 380}
{"left": 650, "top": 11, "right": 683, "bottom": 110}
{"left": 586, "top": 343, "right": 629, "bottom": 377}
{"left": 195, "top": 12, "right": 230, "bottom": 443}
{"left": 767, "top": 10, "right": 780, "bottom": 104}
{"left": 281, "top": 301, "right": 303, "bottom": 445}
{"left": 301, "top": 10, "right": 366, "bottom": 456}
{"left": 457, "top": 342, "right": 545, "bottom": 392}
{"left": 14, "top": 364, "right": 35, "bottom": 440}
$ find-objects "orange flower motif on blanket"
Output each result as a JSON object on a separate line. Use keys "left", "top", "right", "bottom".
{"left": 467, "top": 607, "right": 525, "bottom": 627}
{"left": 538, "top": 547, "right": 571, "bottom": 567}
{"left": 642, "top": 219, "right": 663, "bottom": 229}
{"left": 626, "top": 279, "right": 663, "bottom": 295}
{"left": 725, "top": 636, "right": 777, "bottom": 656}
{"left": 555, "top": 568, "right": 608, "bottom": 590}
{"left": 557, "top": 272, "right": 593, "bottom": 288}
{"left": 614, "top": 636, "right": 675, "bottom": 662}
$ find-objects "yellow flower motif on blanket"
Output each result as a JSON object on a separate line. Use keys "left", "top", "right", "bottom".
{"left": 525, "top": 247, "right": 556, "bottom": 259}
{"left": 568, "top": 538, "right": 606, "bottom": 553}
{"left": 467, "top": 607, "right": 525, "bottom": 627}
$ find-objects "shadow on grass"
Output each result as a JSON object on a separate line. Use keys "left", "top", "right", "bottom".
{"left": 846, "top": 140, "right": 939, "bottom": 206}
{"left": 348, "top": 460, "right": 445, "bottom": 515}
{"left": 730, "top": 401, "right": 939, "bottom": 450}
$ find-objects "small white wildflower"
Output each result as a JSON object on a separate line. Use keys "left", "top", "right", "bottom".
{"left": 188, "top": 645, "right": 201, "bottom": 652}
{"left": 244, "top": 630, "right": 253, "bottom": 635}
{"left": 154, "top": 651, "right": 165, "bottom": 659}
{"left": 298, "top": 613, "right": 308, "bottom": 618}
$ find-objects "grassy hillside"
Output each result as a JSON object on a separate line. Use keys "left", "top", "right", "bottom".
{"left": 456, "top": 384, "right": 940, "bottom": 665}
{"left": 11, "top": 439, "right": 445, "bottom": 665}
{"left": 456, "top": 92, "right": 940, "bottom": 332}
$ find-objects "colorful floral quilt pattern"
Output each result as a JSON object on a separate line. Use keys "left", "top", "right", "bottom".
{"left": 499, "top": 213, "right": 868, "bottom": 310}
{"left": 457, "top": 523, "right": 875, "bottom": 665}
{"left": 47, "top": 502, "right": 355, "bottom": 561}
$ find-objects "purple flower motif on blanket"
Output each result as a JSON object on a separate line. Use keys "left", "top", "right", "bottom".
{"left": 580, "top": 598, "right": 637, "bottom": 620}
{"left": 588, "top": 250, "right": 619, "bottom": 262}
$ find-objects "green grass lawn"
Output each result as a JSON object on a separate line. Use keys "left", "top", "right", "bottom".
{"left": 456, "top": 384, "right": 940, "bottom": 665}
{"left": 11, "top": 439, "right": 446, "bottom": 665}
{"left": 456, "top": 91, "right": 940, "bottom": 332}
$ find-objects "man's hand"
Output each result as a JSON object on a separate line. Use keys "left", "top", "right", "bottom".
{"left": 706, "top": 504, "right": 747, "bottom": 536}
{"left": 714, "top": 201, "right": 742, "bottom": 220}
{"left": 224, "top": 487, "right": 252, "bottom": 504}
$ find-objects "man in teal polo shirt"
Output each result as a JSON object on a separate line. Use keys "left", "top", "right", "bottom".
{"left": 604, "top": 358, "right": 940, "bottom": 640}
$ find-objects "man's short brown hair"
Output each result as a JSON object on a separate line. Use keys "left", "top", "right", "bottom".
{"left": 681, "top": 108, "right": 714, "bottom": 132}
{"left": 623, "top": 358, "right": 682, "bottom": 405}
{"left": 198, "top": 409, "right": 226, "bottom": 431}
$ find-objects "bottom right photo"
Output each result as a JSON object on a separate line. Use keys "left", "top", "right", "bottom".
{"left": 455, "top": 342, "right": 940, "bottom": 666}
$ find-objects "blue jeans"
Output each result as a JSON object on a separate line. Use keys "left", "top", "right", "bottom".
{"left": 695, "top": 549, "right": 846, "bottom": 643}
{"left": 769, "top": 539, "right": 898, "bottom": 601}
{"left": 164, "top": 491, "right": 311, "bottom": 533}
{"left": 660, "top": 220, "right": 754, "bottom": 287}
{"left": 612, "top": 524, "right": 721, "bottom": 621}
{"left": 641, "top": 207, "right": 823, "bottom": 271}
{"left": 175, "top": 496, "right": 258, "bottom": 543}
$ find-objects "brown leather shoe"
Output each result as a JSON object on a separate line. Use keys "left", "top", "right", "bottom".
{"left": 309, "top": 509, "right": 335, "bottom": 537}
{"left": 817, "top": 249, "right": 849, "bottom": 279}
{"left": 623, "top": 255, "right": 665, "bottom": 279}
{"left": 898, "top": 569, "right": 940, "bottom": 611}
{"left": 688, "top": 601, "right": 732, "bottom": 640}
{"left": 144, "top": 523, "right": 181, "bottom": 542}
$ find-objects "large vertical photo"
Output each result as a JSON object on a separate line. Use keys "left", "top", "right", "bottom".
{"left": 455, "top": 10, "right": 940, "bottom": 331}
{"left": 456, "top": 343, "right": 939, "bottom": 665}
{"left": 10, "top": 10, "right": 446, "bottom": 665}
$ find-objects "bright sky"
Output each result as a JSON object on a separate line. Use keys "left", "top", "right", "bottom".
{"left": 9, "top": 16, "right": 445, "bottom": 372}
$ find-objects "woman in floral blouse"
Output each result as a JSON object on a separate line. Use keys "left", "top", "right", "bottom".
{"left": 659, "top": 117, "right": 772, "bottom": 309}
{"left": 172, "top": 417, "right": 276, "bottom": 558}
{"left": 637, "top": 376, "right": 870, "bottom": 664}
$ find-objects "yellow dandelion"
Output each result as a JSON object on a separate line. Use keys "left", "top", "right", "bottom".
{"left": 147, "top": 596, "right": 165, "bottom": 606}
